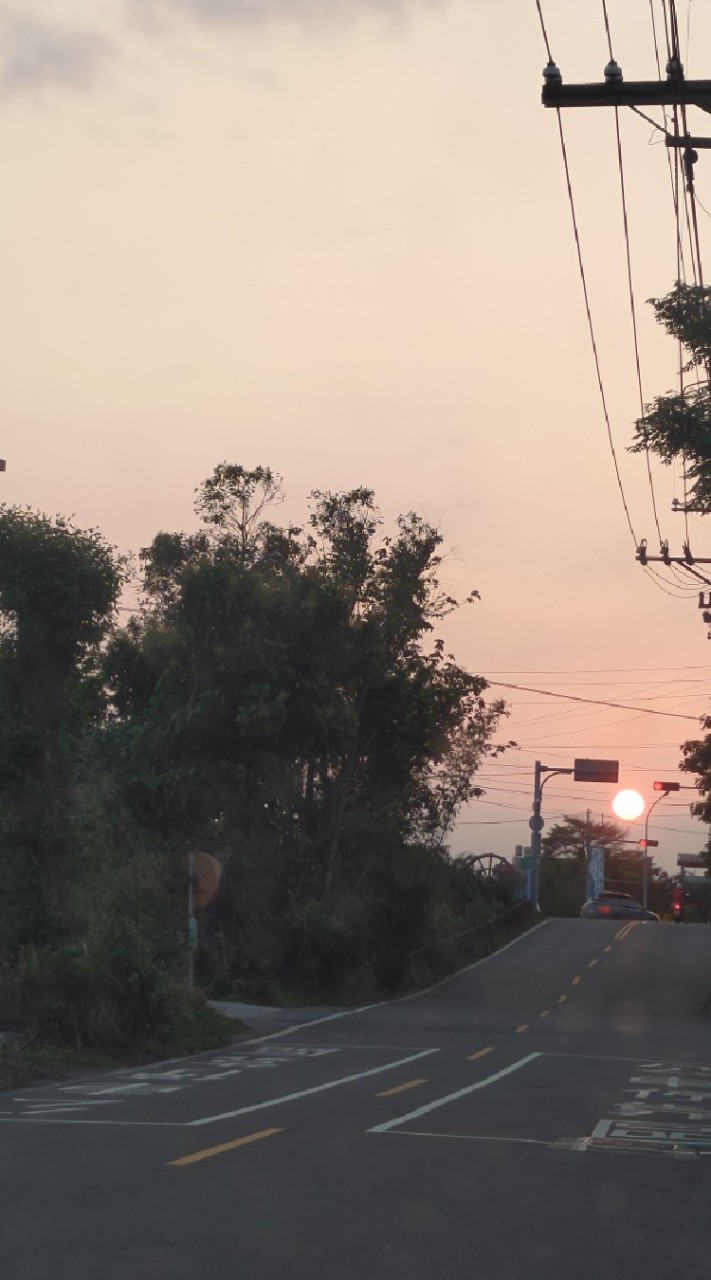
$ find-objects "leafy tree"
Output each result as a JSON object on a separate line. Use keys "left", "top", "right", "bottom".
{"left": 102, "top": 465, "right": 508, "bottom": 993}
{"left": 0, "top": 508, "right": 122, "bottom": 940}
{"left": 542, "top": 816, "right": 628, "bottom": 860}
{"left": 679, "top": 733, "right": 711, "bottom": 873}
{"left": 630, "top": 282, "right": 711, "bottom": 512}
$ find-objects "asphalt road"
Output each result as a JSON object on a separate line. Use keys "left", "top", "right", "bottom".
{"left": 2, "top": 918, "right": 711, "bottom": 1280}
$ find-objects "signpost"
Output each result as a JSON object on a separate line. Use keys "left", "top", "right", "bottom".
{"left": 182, "top": 852, "right": 223, "bottom": 990}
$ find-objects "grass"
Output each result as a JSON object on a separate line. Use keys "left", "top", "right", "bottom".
{"left": 0, "top": 1042, "right": 118, "bottom": 1092}
{"left": 0, "top": 999, "right": 241, "bottom": 1094}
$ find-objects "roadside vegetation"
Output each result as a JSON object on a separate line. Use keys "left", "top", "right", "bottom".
{"left": 0, "top": 467, "right": 520, "bottom": 1077}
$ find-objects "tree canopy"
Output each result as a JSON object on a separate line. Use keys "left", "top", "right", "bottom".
{"left": 630, "top": 282, "right": 711, "bottom": 512}
{"left": 0, "top": 471, "right": 514, "bottom": 1030}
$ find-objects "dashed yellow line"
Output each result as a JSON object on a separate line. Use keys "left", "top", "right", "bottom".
{"left": 615, "top": 921, "right": 640, "bottom": 942}
{"left": 604, "top": 945, "right": 612, "bottom": 953}
{"left": 516, "top": 1024, "right": 529, "bottom": 1034}
{"left": 539, "top": 1010, "right": 550, "bottom": 1019}
{"left": 468, "top": 1046, "right": 495, "bottom": 1062}
{"left": 557, "top": 994, "right": 567, "bottom": 1005}
{"left": 587, "top": 959, "right": 598, "bottom": 969}
{"left": 376, "top": 1078, "right": 427, "bottom": 1098}
{"left": 168, "top": 1128, "right": 283, "bottom": 1167}
{"left": 571, "top": 976, "right": 581, "bottom": 987}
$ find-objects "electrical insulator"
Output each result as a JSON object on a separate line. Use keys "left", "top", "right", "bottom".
{"left": 542, "top": 60, "right": 562, "bottom": 88}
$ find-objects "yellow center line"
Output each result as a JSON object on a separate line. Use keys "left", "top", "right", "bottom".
{"left": 604, "top": 945, "right": 612, "bottom": 953}
{"left": 557, "top": 994, "right": 567, "bottom": 1004}
{"left": 376, "top": 1078, "right": 427, "bottom": 1098}
{"left": 539, "top": 1010, "right": 550, "bottom": 1019}
{"left": 571, "top": 976, "right": 581, "bottom": 986}
{"left": 587, "top": 959, "right": 598, "bottom": 969}
{"left": 168, "top": 1128, "right": 283, "bottom": 1168}
{"left": 516, "top": 1024, "right": 529, "bottom": 1034}
{"left": 467, "top": 1046, "right": 495, "bottom": 1062}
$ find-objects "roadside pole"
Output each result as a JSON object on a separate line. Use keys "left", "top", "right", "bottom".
{"left": 529, "top": 761, "right": 544, "bottom": 910}
{"left": 529, "top": 759, "right": 619, "bottom": 911}
{"left": 187, "top": 852, "right": 196, "bottom": 991}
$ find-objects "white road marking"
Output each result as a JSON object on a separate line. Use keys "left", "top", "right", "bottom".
{"left": 0, "top": 1117, "right": 187, "bottom": 1127}
{"left": 384, "top": 1131, "right": 550, "bottom": 1147}
{"left": 368, "top": 1054, "right": 541, "bottom": 1135}
{"left": 189, "top": 1049, "right": 439, "bottom": 1127}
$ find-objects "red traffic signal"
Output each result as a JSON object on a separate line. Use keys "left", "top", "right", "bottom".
{"left": 639, "top": 839, "right": 659, "bottom": 848}
{"left": 653, "top": 781, "right": 680, "bottom": 791}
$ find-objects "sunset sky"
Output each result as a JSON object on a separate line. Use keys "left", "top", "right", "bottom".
{"left": 2, "top": 0, "right": 711, "bottom": 872}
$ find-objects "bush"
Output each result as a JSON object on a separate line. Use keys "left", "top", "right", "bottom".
{"left": 0, "top": 938, "right": 176, "bottom": 1051}
{"left": 0, "top": 944, "right": 234, "bottom": 1055}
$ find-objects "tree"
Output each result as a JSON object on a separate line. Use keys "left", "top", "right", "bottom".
{"left": 102, "top": 465, "right": 508, "bottom": 992}
{"left": 679, "top": 734, "right": 711, "bottom": 873}
{"left": 630, "top": 282, "right": 711, "bottom": 511}
{"left": 542, "top": 816, "right": 628, "bottom": 860}
{"left": 0, "top": 508, "right": 122, "bottom": 942}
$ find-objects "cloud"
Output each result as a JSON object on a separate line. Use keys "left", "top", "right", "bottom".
{"left": 0, "top": 11, "right": 114, "bottom": 98}
{"left": 127, "top": 0, "right": 447, "bottom": 33}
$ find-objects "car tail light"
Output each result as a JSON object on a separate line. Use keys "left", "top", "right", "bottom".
{"left": 598, "top": 905, "right": 611, "bottom": 915}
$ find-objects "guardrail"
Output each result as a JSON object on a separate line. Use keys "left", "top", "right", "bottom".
{"left": 404, "top": 900, "right": 537, "bottom": 990}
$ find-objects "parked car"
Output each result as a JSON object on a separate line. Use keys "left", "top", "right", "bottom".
{"left": 581, "top": 891, "right": 659, "bottom": 921}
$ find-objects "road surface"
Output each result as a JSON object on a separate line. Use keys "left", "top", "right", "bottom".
{"left": 2, "top": 918, "right": 710, "bottom": 1279}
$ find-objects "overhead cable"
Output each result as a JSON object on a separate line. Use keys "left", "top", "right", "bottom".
{"left": 487, "top": 680, "right": 700, "bottom": 719}
{"left": 603, "top": 1, "right": 662, "bottom": 540}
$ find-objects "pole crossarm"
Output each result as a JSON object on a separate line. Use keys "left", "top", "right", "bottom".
{"left": 542, "top": 81, "right": 711, "bottom": 115}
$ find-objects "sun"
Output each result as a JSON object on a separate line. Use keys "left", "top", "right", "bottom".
{"left": 612, "top": 789, "right": 645, "bottom": 822}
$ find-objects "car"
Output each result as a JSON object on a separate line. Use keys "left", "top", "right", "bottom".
{"left": 581, "top": 892, "right": 659, "bottom": 921}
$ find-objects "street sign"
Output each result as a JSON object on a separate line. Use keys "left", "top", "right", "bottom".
{"left": 677, "top": 853, "right": 706, "bottom": 868}
{"left": 529, "top": 815, "right": 545, "bottom": 832}
{"left": 518, "top": 856, "right": 532, "bottom": 869}
{"left": 573, "top": 758, "right": 619, "bottom": 784}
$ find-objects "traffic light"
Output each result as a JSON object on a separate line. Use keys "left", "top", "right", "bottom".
{"left": 639, "top": 839, "right": 659, "bottom": 848}
{"left": 653, "top": 781, "right": 680, "bottom": 792}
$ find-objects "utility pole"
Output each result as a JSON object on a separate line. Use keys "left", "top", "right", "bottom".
{"left": 541, "top": 31, "right": 711, "bottom": 637}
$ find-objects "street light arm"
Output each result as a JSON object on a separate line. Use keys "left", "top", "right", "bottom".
{"left": 642, "top": 790, "right": 669, "bottom": 910}
{"left": 539, "top": 768, "right": 574, "bottom": 793}
{"left": 645, "top": 790, "right": 668, "bottom": 838}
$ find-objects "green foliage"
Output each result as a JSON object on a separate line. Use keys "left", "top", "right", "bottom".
{"left": 630, "top": 283, "right": 711, "bottom": 511}
{"left": 681, "top": 733, "right": 711, "bottom": 857}
{"left": 0, "top": 508, "right": 123, "bottom": 911}
{"left": 0, "top": 470, "right": 508, "bottom": 1050}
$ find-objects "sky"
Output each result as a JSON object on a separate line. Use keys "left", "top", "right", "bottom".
{"left": 1, "top": 0, "right": 711, "bottom": 874}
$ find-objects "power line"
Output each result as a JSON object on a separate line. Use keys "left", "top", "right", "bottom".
{"left": 553, "top": 104, "right": 639, "bottom": 546}
{"left": 533, "top": 0, "right": 552, "bottom": 61}
{"left": 533, "top": 1, "right": 640, "bottom": 546}
{"left": 488, "top": 680, "right": 700, "bottom": 719}
{"left": 611, "top": 99, "right": 663, "bottom": 540}
{"left": 480, "top": 665, "right": 711, "bottom": 673}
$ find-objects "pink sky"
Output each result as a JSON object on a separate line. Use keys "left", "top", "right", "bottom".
{"left": 1, "top": 0, "right": 710, "bottom": 872}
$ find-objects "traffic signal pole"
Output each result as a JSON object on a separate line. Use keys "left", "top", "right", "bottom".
{"left": 529, "top": 763, "right": 573, "bottom": 910}
{"left": 529, "top": 759, "right": 620, "bottom": 910}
